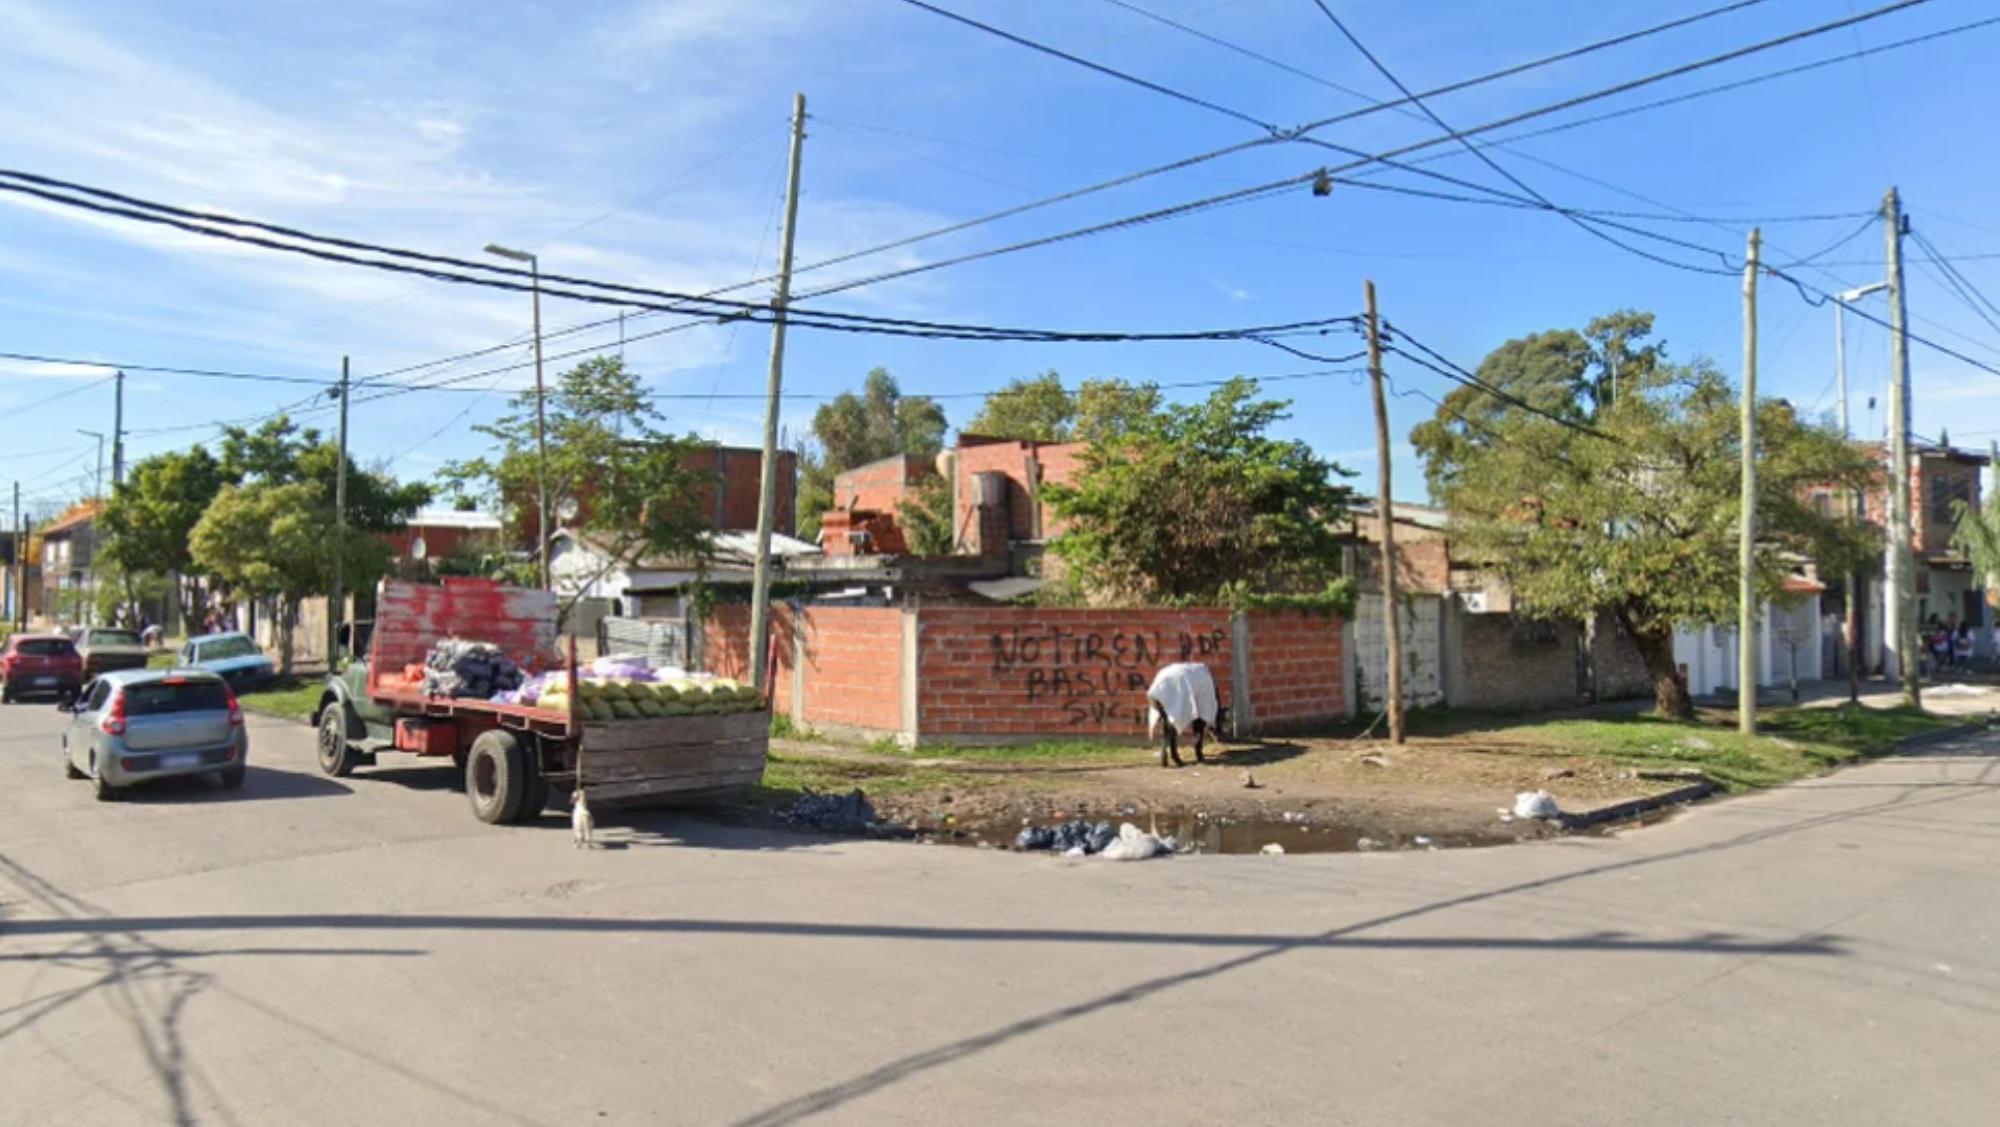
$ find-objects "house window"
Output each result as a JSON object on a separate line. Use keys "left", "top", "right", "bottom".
{"left": 1931, "top": 473, "right": 1972, "bottom": 523}
{"left": 1810, "top": 492, "right": 1832, "bottom": 518}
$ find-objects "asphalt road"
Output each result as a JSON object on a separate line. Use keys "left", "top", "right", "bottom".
{"left": 3, "top": 702, "right": 1998, "bottom": 1126}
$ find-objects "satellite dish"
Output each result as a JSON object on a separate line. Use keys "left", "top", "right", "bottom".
{"left": 410, "top": 534, "right": 428, "bottom": 561}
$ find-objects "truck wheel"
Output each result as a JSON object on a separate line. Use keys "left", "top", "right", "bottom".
{"left": 516, "top": 760, "right": 549, "bottom": 823}
{"left": 465, "top": 731, "right": 526, "bottom": 825}
{"left": 318, "top": 707, "right": 359, "bottom": 777}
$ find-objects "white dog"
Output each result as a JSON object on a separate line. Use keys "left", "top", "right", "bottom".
{"left": 571, "top": 789, "right": 596, "bottom": 849}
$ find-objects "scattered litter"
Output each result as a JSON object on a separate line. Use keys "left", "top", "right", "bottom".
{"left": 1498, "top": 813, "right": 1515, "bottom": 824}
{"left": 1280, "top": 811, "right": 1308, "bottom": 824}
{"left": 1541, "top": 766, "right": 1575, "bottom": 781}
{"left": 1099, "top": 823, "right": 1171, "bottom": 861}
{"left": 1062, "top": 845, "right": 1088, "bottom": 858}
{"left": 1259, "top": 842, "right": 1285, "bottom": 856}
{"left": 1122, "top": 804, "right": 1137, "bottom": 816}
{"left": 1015, "top": 819, "right": 1119, "bottom": 854}
{"left": 1513, "top": 790, "right": 1562, "bottom": 820}
{"left": 1413, "top": 835, "right": 1433, "bottom": 847}
{"left": 1242, "top": 770, "right": 1260, "bottom": 789}
{"left": 1356, "top": 837, "right": 1380, "bottom": 851}
{"left": 1359, "top": 753, "right": 1390, "bottom": 769}
{"left": 1927, "top": 683, "right": 1985, "bottom": 698}
{"left": 786, "top": 789, "right": 879, "bottom": 833}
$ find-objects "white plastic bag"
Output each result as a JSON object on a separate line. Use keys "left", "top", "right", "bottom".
{"left": 1098, "top": 822, "right": 1169, "bottom": 861}
{"left": 1513, "top": 790, "right": 1561, "bottom": 820}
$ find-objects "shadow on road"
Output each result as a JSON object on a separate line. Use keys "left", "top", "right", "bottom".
{"left": 107, "top": 766, "right": 352, "bottom": 804}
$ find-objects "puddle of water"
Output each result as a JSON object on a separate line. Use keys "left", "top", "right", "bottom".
{"left": 919, "top": 810, "right": 1532, "bottom": 855}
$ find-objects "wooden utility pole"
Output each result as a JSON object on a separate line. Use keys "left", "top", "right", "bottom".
{"left": 1884, "top": 187, "right": 1920, "bottom": 708}
{"left": 1365, "top": 280, "right": 1405, "bottom": 744}
{"left": 329, "top": 357, "right": 350, "bottom": 671}
{"left": 111, "top": 369, "right": 125, "bottom": 489}
{"left": 1739, "top": 228, "right": 1761, "bottom": 735}
{"left": 748, "top": 92, "right": 808, "bottom": 695}
{"left": 10, "top": 481, "right": 19, "bottom": 629}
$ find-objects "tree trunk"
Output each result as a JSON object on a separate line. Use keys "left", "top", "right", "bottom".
{"left": 1619, "top": 607, "right": 1692, "bottom": 720}
{"left": 277, "top": 595, "right": 296, "bottom": 679}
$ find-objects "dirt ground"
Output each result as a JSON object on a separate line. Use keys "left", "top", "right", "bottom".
{"left": 761, "top": 728, "right": 1688, "bottom": 852}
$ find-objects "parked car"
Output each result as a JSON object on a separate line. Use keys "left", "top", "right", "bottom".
{"left": 178, "top": 632, "right": 277, "bottom": 691}
{"left": 0, "top": 634, "right": 85, "bottom": 703}
{"left": 77, "top": 628, "right": 151, "bottom": 677}
{"left": 61, "top": 670, "right": 248, "bottom": 799}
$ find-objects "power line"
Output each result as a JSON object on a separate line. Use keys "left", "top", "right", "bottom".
{"left": 7, "top": 373, "right": 116, "bottom": 415}
{"left": 352, "top": 2, "right": 1924, "bottom": 384}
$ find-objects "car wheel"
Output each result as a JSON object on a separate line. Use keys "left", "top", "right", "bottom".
{"left": 92, "top": 764, "right": 119, "bottom": 802}
{"left": 465, "top": 731, "right": 526, "bottom": 825}
{"left": 1, "top": 684, "right": 12, "bottom": 705}
{"left": 218, "top": 762, "right": 246, "bottom": 790}
{"left": 317, "top": 707, "right": 359, "bottom": 777}
{"left": 64, "top": 750, "right": 85, "bottom": 779}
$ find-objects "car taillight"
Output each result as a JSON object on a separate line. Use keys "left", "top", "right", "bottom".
{"left": 103, "top": 693, "right": 128, "bottom": 737}
{"left": 225, "top": 684, "right": 243, "bottom": 727}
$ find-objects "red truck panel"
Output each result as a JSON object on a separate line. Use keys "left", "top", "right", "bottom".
{"left": 368, "top": 579, "right": 561, "bottom": 700}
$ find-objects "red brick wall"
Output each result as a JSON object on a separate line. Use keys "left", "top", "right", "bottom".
{"left": 1243, "top": 610, "right": 1346, "bottom": 729}
{"left": 700, "top": 604, "right": 795, "bottom": 715}
{"left": 833, "top": 455, "right": 932, "bottom": 515}
{"left": 694, "top": 447, "right": 796, "bottom": 536}
{"left": 797, "top": 607, "right": 904, "bottom": 731}
{"left": 915, "top": 607, "right": 1232, "bottom": 739}
{"left": 952, "top": 440, "right": 1085, "bottom": 542}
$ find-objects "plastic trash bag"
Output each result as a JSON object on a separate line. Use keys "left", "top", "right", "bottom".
{"left": 1098, "top": 823, "right": 1170, "bottom": 861}
{"left": 1513, "top": 790, "right": 1561, "bottom": 819}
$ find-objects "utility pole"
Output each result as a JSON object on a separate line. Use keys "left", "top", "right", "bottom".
{"left": 1738, "top": 228, "right": 1761, "bottom": 735}
{"left": 10, "top": 481, "right": 19, "bottom": 629}
{"left": 1885, "top": 187, "right": 1920, "bottom": 708}
{"left": 1365, "top": 280, "right": 1405, "bottom": 744}
{"left": 111, "top": 369, "right": 125, "bottom": 489}
{"left": 747, "top": 92, "right": 807, "bottom": 696}
{"left": 330, "top": 357, "right": 350, "bottom": 670}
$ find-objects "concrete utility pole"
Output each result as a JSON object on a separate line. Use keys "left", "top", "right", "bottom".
{"left": 10, "top": 481, "right": 19, "bottom": 628}
{"left": 1885, "top": 187, "right": 1920, "bottom": 708}
{"left": 484, "top": 242, "right": 549, "bottom": 589}
{"left": 111, "top": 369, "right": 125, "bottom": 489}
{"left": 1739, "top": 229, "right": 1761, "bottom": 735}
{"left": 748, "top": 92, "right": 808, "bottom": 696}
{"left": 1365, "top": 280, "right": 1406, "bottom": 744}
{"left": 330, "top": 357, "right": 350, "bottom": 670}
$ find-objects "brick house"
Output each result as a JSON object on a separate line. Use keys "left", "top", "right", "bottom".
{"left": 36, "top": 500, "right": 101, "bottom": 625}
{"left": 821, "top": 436, "right": 1085, "bottom": 566}
{"left": 517, "top": 443, "right": 796, "bottom": 549}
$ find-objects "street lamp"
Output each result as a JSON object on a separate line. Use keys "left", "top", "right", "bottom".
{"left": 485, "top": 242, "right": 550, "bottom": 590}
{"left": 76, "top": 428, "right": 104, "bottom": 627}
{"left": 1832, "top": 280, "right": 1889, "bottom": 703}
{"left": 1834, "top": 281, "right": 1889, "bottom": 440}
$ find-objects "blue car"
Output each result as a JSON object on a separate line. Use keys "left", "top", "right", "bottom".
{"left": 178, "top": 632, "right": 277, "bottom": 691}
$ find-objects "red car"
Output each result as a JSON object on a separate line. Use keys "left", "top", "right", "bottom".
{"left": 1, "top": 634, "right": 85, "bottom": 703}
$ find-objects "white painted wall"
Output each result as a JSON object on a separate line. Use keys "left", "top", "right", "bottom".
{"left": 1354, "top": 592, "right": 1445, "bottom": 711}
{"left": 1671, "top": 595, "right": 1823, "bottom": 697}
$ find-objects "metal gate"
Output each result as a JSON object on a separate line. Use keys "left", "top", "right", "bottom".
{"left": 599, "top": 615, "right": 690, "bottom": 668}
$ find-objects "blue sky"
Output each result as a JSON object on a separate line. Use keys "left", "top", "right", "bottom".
{"left": 3, "top": 0, "right": 1999, "bottom": 519}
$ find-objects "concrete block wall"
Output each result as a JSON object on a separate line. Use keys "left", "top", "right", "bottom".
{"left": 1449, "top": 608, "right": 1582, "bottom": 711}
{"left": 1353, "top": 592, "right": 1445, "bottom": 711}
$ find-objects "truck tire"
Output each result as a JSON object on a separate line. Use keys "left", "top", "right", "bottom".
{"left": 465, "top": 731, "right": 526, "bottom": 825}
{"left": 516, "top": 757, "right": 549, "bottom": 823}
{"left": 318, "top": 707, "right": 360, "bottom": 777}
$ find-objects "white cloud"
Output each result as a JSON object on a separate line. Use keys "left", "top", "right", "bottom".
{"left": 0, "top": 357, "right": 116, "bottom": 380}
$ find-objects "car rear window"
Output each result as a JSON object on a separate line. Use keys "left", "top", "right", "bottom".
{"left": 88, "top": 630, "right": 144, "bottom": 647}
{"left": 122, "top": 680, "right": 230, "bottom": 715}
{"left": 15, "top": 639, "right": 76, "bottom": 657}
{"left": 201, "top": 637, "right": 259, "bottom": 660}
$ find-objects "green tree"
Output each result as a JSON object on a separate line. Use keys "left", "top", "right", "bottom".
{"left": 965, "top": 371, "right": 1074, "bottom": 441}
{"left": 898, "top": 473, "right": 957, "bottom": 555}
{"left": 797, "top": 368, "right": 947, "bottom": 540}
{"left": 1073, "top": 378, "right": 1162, "bottom": 445}
{"left": 441, "top": 356, "right": 712, "bottom": 618}
{"left": 1044, "top": 378, "right": 1355, "bottom": 601}
{"left": 97, "top": 446, "right": 226, "bottom": 628}
{"left": 1413, "top": 314, "right": 1878, "bottom": 718}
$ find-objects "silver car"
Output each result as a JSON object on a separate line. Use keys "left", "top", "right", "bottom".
{"left": 61, "top": 670, "right": 249, "bottom": 800}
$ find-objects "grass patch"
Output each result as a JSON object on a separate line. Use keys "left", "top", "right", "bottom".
{"left": 236, "top": 678, "right": 323, "bottom": 722}
{"left": 749, "top": 751, "right": 972, "bottom": 805}
{"left": 1463, "top": 704, "right": 1958, "bottom": 791}
{"left": 147, "top": 651, "right": 179, "bottom": 669}
{"left": 769, "top": 712, "right": 818, "bottom": 741}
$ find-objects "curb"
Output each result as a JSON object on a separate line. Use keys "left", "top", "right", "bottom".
{"left": 1554, "top": 719, "right": 1992, "bottom": 832}
{"left": 1557, "top": 777, "right": 1717, "bottom": 832}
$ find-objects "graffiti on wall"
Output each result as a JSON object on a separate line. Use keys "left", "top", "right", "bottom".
{"left": 989, "top": 624, "right": 1226, "bottom": 726}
